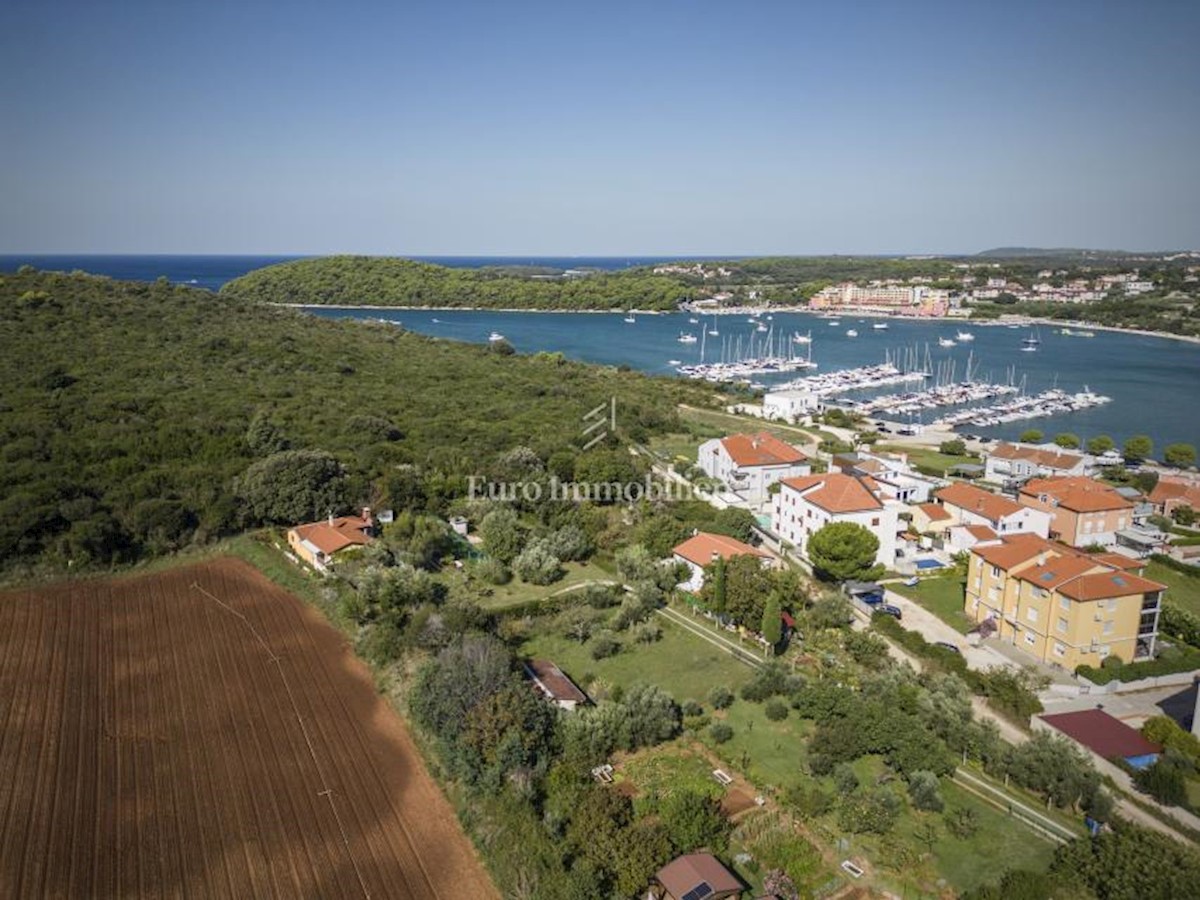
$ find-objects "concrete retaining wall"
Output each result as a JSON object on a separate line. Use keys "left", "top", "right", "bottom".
{"left": 1078, "top": 670, "right": 1199, "bottom": 696}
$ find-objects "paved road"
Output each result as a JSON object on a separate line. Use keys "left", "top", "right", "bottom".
{"left": 882, "top": 588, "right": 1016, "bottom": 672}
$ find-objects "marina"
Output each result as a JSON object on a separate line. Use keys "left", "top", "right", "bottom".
{"left": 303, "top": 306, "right": 1200, "bottom": 449}
{"left": 934, "top": 388, "right": 1111, "bottom": 428}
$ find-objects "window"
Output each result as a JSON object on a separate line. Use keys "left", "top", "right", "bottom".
{"left": 1025, "top": 632, "right": 1036, "bottom": 646}
{"left": 1053, "top": 642, "right": 1065, "bottom": 657}
{"left": 1057, "top": 616, "right": 1068, "bottom": 634}
{"left": 871, "top": 517, "right": 880, "bottom": 526}
{"left": 1060, "top": 596, "right": 1070, "bottom": 612}
{"left": 1103, "top": 620, "right": 1114, "bottom": 635}
{"left": 991, "top": 566, "right": 1000, "bottom": 578}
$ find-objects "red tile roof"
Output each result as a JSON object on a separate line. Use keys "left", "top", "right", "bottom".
{"left": 673, "top": 532, "right": 770, "bottom": 568}
{"left": 780, "top": 472, "right": 883, "bottom": 513}
{"left": 917, "top": 502, "right": 952, "bottom": 522}
{"left": 657, "top": 853, "right": 742, "bottom": 900}
{"left": 990, "top": 442, "right": 1084, "bottom": 471}
{"left": 721, "top": 432, "right": 807, "bottom": 467}
{"left": 1015, "top": 554, "right": 1103, "bottom": 590}
{"left": 972, "top": 532, "right": 1059, "bottom": 570}
{"left": 526, "top": 659, "right": 588, "bottom": 704}
{"left": 1040, "top": 709, "right": 1161, "bottom": 759}
{"left": 1057, "top": 569, "right": 1166, "bottom": 601}
{"left": 936, "top": 482, "right": 1024, "bottom": 523}
{"left": 1020, "top": 476, "right": 1132, "bottom": 513}
{"left": 1149, "top": 478, "right": 1200, "bottom": 509}
{"left": 290, "top": 516, "right": 372, "bottom": 556}
{"left": 963, "top": 524, "right": 999, "bottom": 542}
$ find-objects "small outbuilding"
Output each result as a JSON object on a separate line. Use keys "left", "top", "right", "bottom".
{"left": 652, "top": 853, "right": 743, "bottom": 900}
{"left": 525, "top": 659, "right": 588, "bottom": 711}
{"left": 1039, "top": 708, "right": 1162, "bottom": 769}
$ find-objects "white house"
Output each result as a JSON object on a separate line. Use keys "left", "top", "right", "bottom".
{"left": 772, "top": 472, "right": 899, "bottom": 568}
{"left": 983, "top": 442, "right": 1091, "bottom": 484}
{"left": 934, "top": 482, "right": 1051, "bottom": 538}
{"left": 698, "top": 432, "right": 811, "bottom": 504}
{"left": 831, "top": 451, "right": 942, "bottom": 504}
{"left": 671, "top": 531, "right": 773, "bottom": 592}
{"left": 763, "top": 389, "right": 820, "bottom": 422}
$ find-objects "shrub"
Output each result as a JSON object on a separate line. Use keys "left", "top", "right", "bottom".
{"left": 682, "top": 700, "right": 704, "bottom": 718}
{"left": 589, "top": 630, "right": 622, "bottom": 660}
{"left": 468, "top": 556, "right": 511, "bottom": 585}
{"left": 709, "top": 723, "right": 734, "bottom": 744}
{"left": 907, "top": 770, "right": 944, "bottom": 812}
{"left": 837, "top": 789, "right": 900, "bottom": 834}
{"left": 632, "top": 621, "right": 662, "bottom": 644}
{"left": 708, "top": 685, "right": 734, "bottom": 709}
{"left": 833, "top": 763, "right": 859, "bottom": 794}
{"left": 764, "top": 699, "right": 789, "bottom": 721}
{"left": 514, "top": 539, "right": 564, "bottom": 585}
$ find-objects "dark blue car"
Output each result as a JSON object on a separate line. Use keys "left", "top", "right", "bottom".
{"left": 877, "top": 604, "right": 902, "bottom": 620}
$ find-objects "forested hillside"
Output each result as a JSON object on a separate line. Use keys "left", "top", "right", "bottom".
{"left": 221, "top": 255, "right": 688, "bottom": 310}
{"left": 0, "top": 269, "right": 708, "bottom": 572}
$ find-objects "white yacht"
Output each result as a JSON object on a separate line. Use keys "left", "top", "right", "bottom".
{"left": 792, "top": 331, "right": 812, "bottom": 344}
{"left": 488, "top": 331, "right": 506, "bottom": 342}
{"left": 955, "top": 330, "right": 975, "bottom": 341}
{"left": 846, "top": 328, "right": 858, "bottom": 337}
{"left": 677, "top": 332, "right": 698, "bottom": 344}
{"left": 872, "top": 322, "right": 889, "bottom": 330}
{"left": 938, "top": 337, "right": 956, "bottom": 348}
{"left": 623, "top": 314, "right": 636, "bottom": 324}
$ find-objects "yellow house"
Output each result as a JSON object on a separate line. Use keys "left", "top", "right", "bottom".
{"left": 965, "top": 533, "right": 1165, "bottom": 669}
{"left": 286, "top": 511, "right": 374, "bottom": 572}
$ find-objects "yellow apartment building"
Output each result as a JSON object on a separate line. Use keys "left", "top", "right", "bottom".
{"left": 965, "top": 533, "right": 1165, "bottom": 669}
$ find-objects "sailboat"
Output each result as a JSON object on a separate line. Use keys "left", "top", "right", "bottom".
{"left": 792, "top": 330, "right": 812, "bottom": 344}
{"left": 755, "top": 322, "right": 769, "bottom": 333}
{"left": 1021, "top": 327, "right": 1041, "bottom": 350}
{"left": 623, "top": 312, "right": 636, "bottom": 324}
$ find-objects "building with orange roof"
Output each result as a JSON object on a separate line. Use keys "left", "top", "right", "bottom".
{"left": 286, "top": 509, "right": 374, "bottom": 572}
{"left": 965, "top": 533, "right": 1165, "bottom": 668}
{"left": 772, "top": 472, "right": 899, "bottom": 567}
{"left": 698, "top": 431, "right": 811, "bottom": 504}
{"left": 1148, "top": 475, "right": 1200, "bottom": 518}
{"left": 934, "top": 482, "right": 1051, "bottom": 541}
{"left": 1018, "top": 476, "right": 1134, "bottom": 548}
{"left": 912, "top": 502, "right": 953, "bottom": 535}
{"left": 983, "top": 441, "right": 1091, "bottom": 483}
{"left": 672, "top": 531, "right": 774, "bottom": 591}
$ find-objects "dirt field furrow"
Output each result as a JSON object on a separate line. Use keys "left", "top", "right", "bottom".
{"left": 0, "top": 557, "right": 502, "bottom": 899}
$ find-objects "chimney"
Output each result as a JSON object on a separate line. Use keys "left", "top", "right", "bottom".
{"left": 327, "top": 509, "right": 334, "bottom": 526}
{"left": 361, "top": 506, "right": 373, "bottom": 527}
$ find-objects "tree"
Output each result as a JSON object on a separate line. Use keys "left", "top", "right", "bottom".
{"left": 1123, "top": 435, "right": 1154, "bottom": 464}
{"left": 514, "top": 538, "right": 563, "bottom": 584}
{"left": 1086, "top": 435, "right": 1115, "bottom": 455}
{"left": 409, "top": 635, "right": 513, "bottom": 741}
{"left": 907, "top": 770, "right": 944, "bottom": 811}
{"left": 546, "top": 524, "right": 592, "bottom": 561}
{"left": 1053, "top": 433, "right": 1080, "bottom": 449}
{"left": 1163, "top": 443, "right": 1197, "bottom": 468}
{"left": 1051, "top": 823, "right": 1200, "bottom": 899}
{"left": 1019, "top": 429, "right": 1044, "bottom": 443}
{"left": 1133, "top": 758, "right": 1188, "bottom": 807}
{"left": 478, "top": 508, "right": 524, "bottom": 564}
{"left": 699, "top": 553, "right": 773, "bottom": 628}
{"left": 1173, "top": 505, "right": 1196, "bottom": 526}
{"left": 711, "top": 557, "right": 727, "bottom": 616}
{"left": 383, "top": 511, "right": 454, "bottom": 570}
{"left": 237, "top": 449, "right": 349, "bottom": 525}
{"left": 245, "top": 409, "right": 289, "bottom": 455}
{"left": 761, "top": 593, "right": 783, "bottom": 646}
{"left": 659, "top": 789, "right": 730, "bottom": 853}
{"left": 807, "top": 521, "right": 883, "bottom": 583}
{"left": 939, "top": 438, "right": 967, "bottom": 456}
{"left": 837, "top": 789, "right": 900, "bottom": 834}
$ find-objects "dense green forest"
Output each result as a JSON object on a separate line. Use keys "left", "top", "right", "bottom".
{"left": 0, "top": 269, "right": 712, "bottom": 573}
{"left": 221, "top": 255, "right": 689, "bottom": 310}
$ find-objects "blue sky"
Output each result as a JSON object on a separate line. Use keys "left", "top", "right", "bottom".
{"left": 2, "top": 0, "right": 1198, "bottom": 254}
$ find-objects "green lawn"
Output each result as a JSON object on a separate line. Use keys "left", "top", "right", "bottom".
{"left": 877, "top": 443, "right": 981, "bottom": 476}
{"left": 1147, "top": 559, "right": 1200, "bottom": 618}
{"left": 701, "top": 700, "right": 811, "bottom": 793}
{"left": 677, "top": 406, "right": 830, "bottom": 446}
{"left": 889, "top": 575, "right": 975, "bottom": 634}
{"left": 519, "top": 613, "right": 754, "bottom": 704}
{"left": 454, "top": 560, "right": 617, "bottom": 611}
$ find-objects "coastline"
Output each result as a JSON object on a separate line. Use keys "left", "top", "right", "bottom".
{"left": 282, "top": 302, "right": 1200, "bottom": 345}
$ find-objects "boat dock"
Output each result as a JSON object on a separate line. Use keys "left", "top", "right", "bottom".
{"left": 934, "top": 388, "right": 1112, "bottom": 428}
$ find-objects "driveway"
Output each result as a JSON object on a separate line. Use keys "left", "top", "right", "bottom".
{"left": 882, "top": 588, "right": 1016, "bottom": 672}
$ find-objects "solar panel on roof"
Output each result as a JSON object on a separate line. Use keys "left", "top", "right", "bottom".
{"left": 1039, "top": 572, "right": 1055, "bottom": 581}
{"left": 682, "top": 883, "right": 714, "bottom": 900}
{"left": 1113, "top": 576, "right": 1127, "bottom": 587}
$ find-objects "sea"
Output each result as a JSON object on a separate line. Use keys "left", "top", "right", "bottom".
{"left": 4, "top": 254, "right": 1197, "bottom": 451}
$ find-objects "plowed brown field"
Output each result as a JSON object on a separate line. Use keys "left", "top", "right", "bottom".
{"left": 0, "top": 557, "right": 498, "bottom": 899}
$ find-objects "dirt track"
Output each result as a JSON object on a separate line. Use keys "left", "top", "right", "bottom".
{"left": 0, "top": 558, "right": 498, "bottom": 899}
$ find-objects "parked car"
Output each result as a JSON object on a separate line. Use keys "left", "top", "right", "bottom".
{"left": 902, "top": 576, "right": 920, "bottom": 587}
{"left": 877, "top": 604, "right": 903, "bottom": 620}
{"left": 933, "top": 641, "right": 961, "bottom": 654}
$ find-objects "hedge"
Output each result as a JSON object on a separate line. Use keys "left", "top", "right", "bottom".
{"left": 1076, "top": 644, "right": 1200, "bottom": 684}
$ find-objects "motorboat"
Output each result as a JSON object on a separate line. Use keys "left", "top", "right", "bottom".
{"left": 955, "top": 331, "right": 975, "bottom": 341}
{"left": 872, "top": 322, "right": 889, "bottom": 330}
{"left": 828, "top": 320, "right": 840, "bottom": 326}
{"left": 677, "top": 332, "right": 698, "bottom": 344}
{"left": 688, "top": 317, "right": 699, "bottom": 324}
{"left": 846, "top": 329, "right": 858, "bottom": 337}
{"left": 756, "top": 322, "right": 769, "bottom": 332}
{"left": 668, "top": 359, "right": 682, "bottom": 366}
{"left": 488, "top": 332, "right": 506, "bottom": 342}
{"left": 938, "top": 337, "right": 956, "bottom": 348}
{"left": 792, "top": 331, "right": 812, "bottom": 344}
